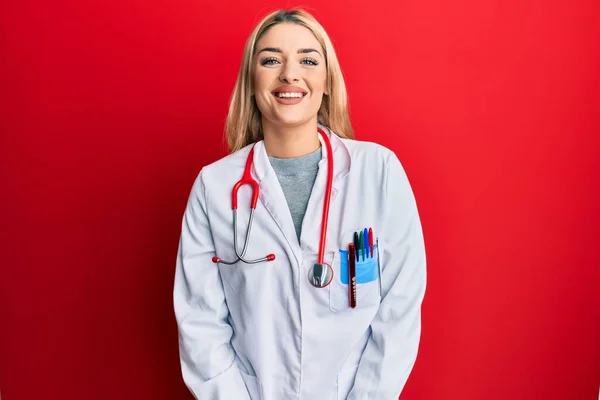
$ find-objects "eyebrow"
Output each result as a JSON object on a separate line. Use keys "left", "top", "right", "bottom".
{"left": 257, "top": 47, "right": 322, "bottom": 57}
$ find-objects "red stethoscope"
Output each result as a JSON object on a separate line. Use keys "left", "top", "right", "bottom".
{"left": 212, "top": 128, "right": 335, "bottom": 288}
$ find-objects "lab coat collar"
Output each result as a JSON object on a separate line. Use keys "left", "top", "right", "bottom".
{"left": 251, "top": 124, "right": 351, "bottom": 186}
{"left": 249, "top": 125, "right": 351, "bottom": 256}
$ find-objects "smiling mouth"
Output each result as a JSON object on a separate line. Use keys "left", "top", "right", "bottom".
{"left": 272, "top": 91, "right": 307, "bottom": 98}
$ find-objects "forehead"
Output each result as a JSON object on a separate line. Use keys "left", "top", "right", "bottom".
{"left": 256, "top": 23, "right": 322, "bottom": 51}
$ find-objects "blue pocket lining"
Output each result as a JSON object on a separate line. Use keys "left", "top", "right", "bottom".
{"left": 338, "top": 244, "right": 379, "bottom": 284}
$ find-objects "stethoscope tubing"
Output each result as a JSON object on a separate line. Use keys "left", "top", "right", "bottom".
{"left": 316, "top": 129, "right": 334, "bottom": 265}
{"left": 212, "top": 128, "right": 332, "bottom": 267}
{"left": 217, "top": 209, "right": 272, "bottom": 265}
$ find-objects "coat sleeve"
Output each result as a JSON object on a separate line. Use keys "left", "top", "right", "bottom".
{"left": 173, "top": 170, "right": 251, "bottom": 400}
{"left": 347, "top": 152, "right": 427, "bottom": 400}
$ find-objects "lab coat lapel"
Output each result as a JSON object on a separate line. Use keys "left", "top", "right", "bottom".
{"left": 250, "top": 127, "right": 352, "bottom": 258}
{"left": 251, "top": 140, "right": 302, "bottom": 256}
{"left": 299, "top": 126, "right": 351, "bottom": 255}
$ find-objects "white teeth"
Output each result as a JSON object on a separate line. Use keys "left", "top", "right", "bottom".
{"left": 276, "top": 92, "right": 303, "bottom": 98}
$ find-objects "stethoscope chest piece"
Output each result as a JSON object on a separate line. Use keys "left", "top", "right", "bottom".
{"left": 308, "top": 262, "right": 334, "bottom": 288}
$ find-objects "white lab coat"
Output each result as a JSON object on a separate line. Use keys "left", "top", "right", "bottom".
{"left": 173, "top": 125, "right": 426, "bottom": 400}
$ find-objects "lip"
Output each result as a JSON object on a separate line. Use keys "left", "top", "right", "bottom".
{"left": 271, "top": 85, "right": 308, "bottom": 105}
{"left": 271, "top": 85, "right": 308, "bottom": 96}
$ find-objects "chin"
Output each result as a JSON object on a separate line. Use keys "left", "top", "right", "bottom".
{"left": 278, "top": 118, "right": 308, "bottom": 127}
{"left": 271, "top": 114, "right": 309, "bottom": 127}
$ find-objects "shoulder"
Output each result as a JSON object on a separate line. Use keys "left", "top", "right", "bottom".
{"left": 338, "top": 137, "right": 404, "bottom": 175}
{"left": 188, "top": 144, "right": 253, "bottom": 200}
{"left": 202, "top": 145, "right": 251, "bottom": 176}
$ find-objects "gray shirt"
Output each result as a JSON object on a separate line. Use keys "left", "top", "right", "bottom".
{"left": 268, "top": 146, "right": 322, "bottom": 241}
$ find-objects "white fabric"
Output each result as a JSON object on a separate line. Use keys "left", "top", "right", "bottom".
{"left": 173, "top": 126, "right": 427, "bottom": 399}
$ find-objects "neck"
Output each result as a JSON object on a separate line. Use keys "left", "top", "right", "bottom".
{"left": 262, "top": 120, "right": 321, "bottom": 158}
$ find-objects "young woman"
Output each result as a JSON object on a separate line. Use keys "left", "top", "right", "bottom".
{"left": 173, "top": 9, "right": 426, "bottom": 400}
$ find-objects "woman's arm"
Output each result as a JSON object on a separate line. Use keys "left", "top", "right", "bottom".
{"left": 348, "top": 152, "right": 427, "bottom": 400}
{"left": 173, "top": 170, "right": 250, "bottom": 399}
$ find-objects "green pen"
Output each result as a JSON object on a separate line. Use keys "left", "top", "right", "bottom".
{"left": 358, "top": 231, "right": 364, "bottom": 261}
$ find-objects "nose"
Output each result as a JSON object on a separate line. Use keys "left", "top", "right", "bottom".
{"left": 279, "top": 62, "right": 300, "bottom": 83}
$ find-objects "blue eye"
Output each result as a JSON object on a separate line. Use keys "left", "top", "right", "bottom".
{"left": 261, "top": 57, "right": 279, "bottom": 65}
{"left": 301, "top": 57, "right": 319, "bottom": 66}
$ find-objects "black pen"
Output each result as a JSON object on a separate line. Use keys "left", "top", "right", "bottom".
{"left": 353, "top": 232, "right": 360, "bottom": 261}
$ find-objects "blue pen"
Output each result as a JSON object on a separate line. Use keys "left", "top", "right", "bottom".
{"left": 363, "top": 228, "right": 370, "bottom": 258}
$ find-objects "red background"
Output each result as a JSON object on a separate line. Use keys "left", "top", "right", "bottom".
{"left": 1, "top": 0, "right": 599, "bottom": 399}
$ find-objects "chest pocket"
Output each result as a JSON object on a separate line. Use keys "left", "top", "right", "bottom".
{"left": 329, "top": 238, "right": 382, "bottom": 312}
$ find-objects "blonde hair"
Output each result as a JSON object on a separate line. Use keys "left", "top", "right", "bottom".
{"left": 225, "top": 9, "right": 354, "bottom": 152}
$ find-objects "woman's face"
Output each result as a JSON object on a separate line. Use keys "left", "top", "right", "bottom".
{"left": 252, "top": 23, "right": 327, "bottom": 131}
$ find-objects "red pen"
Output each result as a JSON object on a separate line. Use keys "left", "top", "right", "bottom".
{"left": 368, "top": 228, "right": 374, "bottom": 257}
{"left": 348, "top": 243, "right": 357, "bottom": 308}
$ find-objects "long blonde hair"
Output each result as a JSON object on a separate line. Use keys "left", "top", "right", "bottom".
{"left": 225, "top": 9, "right": 354, "bottom": 152}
